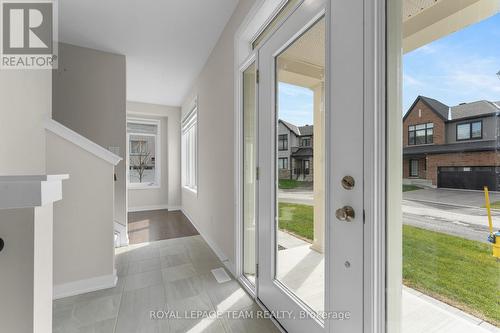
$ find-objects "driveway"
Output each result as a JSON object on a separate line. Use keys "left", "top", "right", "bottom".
{"left": 403, "top": 188, "right": 500, "bottom": 208}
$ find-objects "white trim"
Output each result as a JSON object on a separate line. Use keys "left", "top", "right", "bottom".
{"left": 386, "top": 0, "right": 403, "bottom": 332}
{"left": 127, "top": 205, "right": 181, "bottom": 212}
{"left": 181, "top": 208, "right": 235, "bottom": 276}
{"left": 363, "top": 0, "right": 387, "bottom": 332}
{"left": 233, "top": 0, "right": 287, "bottom": 290}
{"left": 0, "top": 174, "right": 69, "bottom": 209}
{"left": 53, "top": 270, "right": 117, "bottom": 300}
{"left": 45, "top": 119, "right": 122, "bottom": 166}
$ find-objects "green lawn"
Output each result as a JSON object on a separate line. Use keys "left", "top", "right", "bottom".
{"left": 277, "top": 203, "right": 500, "bottom": 325}
{"left": 486, "top": 201, "right": 500, "bottom": 209}
{"left": 278, "top": 203, "right": 314, "bottom": 240}
{"left": 403, "top": 225, "right": 500, "bottom": 326}
{"left": 278, "top": 179, "right": 311, "bottom": 189}
{"left": 403, "top": 184, "right": 423, "bottom": 192}
{"left": 279, "top": 179, "right": 299, "bottom": 189}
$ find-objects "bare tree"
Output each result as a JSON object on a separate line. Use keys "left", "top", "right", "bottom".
{"left": 130, "top": 141, "right": 151, "bottom": 183}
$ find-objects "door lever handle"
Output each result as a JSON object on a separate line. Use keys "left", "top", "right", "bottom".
{"left": 335, "top": 206, "right": 355, "bottom": 222}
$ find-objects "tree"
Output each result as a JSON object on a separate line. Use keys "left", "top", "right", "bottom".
{"left": 130, "top": 140, "right": 151, "bottom": 183}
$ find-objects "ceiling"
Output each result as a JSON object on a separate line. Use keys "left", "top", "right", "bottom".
{"left": 403, "top": 0, "right": 442, "bottom": 20}
{"left": 59, "top": 0, "right": 239, "bottom": 106}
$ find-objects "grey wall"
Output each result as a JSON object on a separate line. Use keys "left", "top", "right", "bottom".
{"left": 181, "top": 0, "right": 257, "bottom": 269}
{"left": 52, "top": 43, "right": 127, "bottom": 226}
{"left": 127, "top": 101, "right": 182, "bottom": 211}
{"left": 47, "top": 132, "right": 115, "bottom": 292}
{"left": 446, "top": 115, "right": 498, "bottom": 143}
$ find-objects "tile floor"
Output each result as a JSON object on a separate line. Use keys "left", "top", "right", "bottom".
{"left": 53, "top": 235, "right": 281, "bottom": 333}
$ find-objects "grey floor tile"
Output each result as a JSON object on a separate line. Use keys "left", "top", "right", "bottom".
{"left": 161, "top": 253, "right": 191, "bottom": 269}
{"left": 224, "top": 317, "right": 281, "bottom": 333}
{"left": 128, "top": 257, "right": 162, "bottom": 275}
{"left": 203, "top": 278, "right": 255, "bottom": 313}
{"left": 124, "top": 270, "right": 163, "bottom": 292}
{"left": 115, "top": 284, "right": 167, "bottom": 333}
{"left": 162, "top": 263, "right": 198, "bottom": 283}
{"left": 165, "top": 275, "right": 205, "bottom": 301}
{"left": 77, "top": 318, "right": 116, "bottom": 333}
{"left": 168, "top": 318, "right": 228, "bottom": 333}
{"left": 191, "top": 259, "right": 225, "bottom": 275}
{"left": 75, "top": 279, "right": 125, "bottom": 304}
{"left": 159, "top": 244, "right": 187, "bottom": 257}
{"left": 71, "top": 294, "right": 121, "bottom": 327}
{"left": 54, "top": 236, "right": 280, "bottom": 333}
{"left": 128, "top": 246, "right": 161, "bottom": 262}
{"left": 166, "top": 291, "right": 215, "bottom": 313}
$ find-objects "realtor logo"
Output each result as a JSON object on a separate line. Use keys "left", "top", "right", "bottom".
{"left": 1, "top": 0, "right": 57, "bottom": 69}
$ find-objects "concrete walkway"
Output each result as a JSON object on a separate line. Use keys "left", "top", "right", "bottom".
{"left": 403, "top": 287, "right": 499, "bottom": 333}
{"left": 276, "top": 242, "right": 499, "bottom": 333}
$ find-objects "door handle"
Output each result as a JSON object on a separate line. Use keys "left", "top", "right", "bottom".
{"left": 335, "top": 206, "right": 355, "bottom": 222}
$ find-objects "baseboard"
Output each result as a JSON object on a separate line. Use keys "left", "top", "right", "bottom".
{"left": 128, "top": 205, "right": 181, "bottom": 212}
{"left": 181, "top": 208, "right": 235, "bottom": 276}
{"left": 53, "top": 270, "right": 118, "bottom": 300}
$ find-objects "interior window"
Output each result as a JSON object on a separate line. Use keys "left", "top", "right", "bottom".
{"left": 127, "top": 120, "right": 160, "bottom": 187}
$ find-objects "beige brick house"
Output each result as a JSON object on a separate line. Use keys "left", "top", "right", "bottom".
{"left": 403, "top": 96, "right": 500, "bottom": 191}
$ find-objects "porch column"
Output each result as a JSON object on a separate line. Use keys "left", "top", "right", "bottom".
{"left": 311, "top": 82, "right": 325, "bottom": 253}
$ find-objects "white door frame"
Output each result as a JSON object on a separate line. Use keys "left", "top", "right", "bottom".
{"left": 234, "top": 1, "right": 389, "bottom": 333}
{"left": 257, "top": 2, "right": 327, "bottom": 332}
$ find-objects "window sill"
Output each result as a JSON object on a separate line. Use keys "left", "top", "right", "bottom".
{"left": 128, "top": 184, "right": 161, "bottom": 190}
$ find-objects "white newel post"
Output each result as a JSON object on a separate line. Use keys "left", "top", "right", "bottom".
{"left": 0, "top": 175, "right": 68, "bottom": 333}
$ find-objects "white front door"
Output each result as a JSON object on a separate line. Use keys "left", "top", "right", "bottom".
{"left": 257, "top": 0, "right": 364, "bottom": 332}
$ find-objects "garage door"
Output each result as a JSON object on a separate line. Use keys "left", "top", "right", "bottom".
{"left": 438, "top": 166, "right": 499, "bottom": 191}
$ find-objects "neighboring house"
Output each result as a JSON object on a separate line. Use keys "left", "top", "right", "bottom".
{"left": 278, "top": 119, "right": 314, "bottom": 181}
{"left": 403, "top": 96, "right": 500, "bottom": 191}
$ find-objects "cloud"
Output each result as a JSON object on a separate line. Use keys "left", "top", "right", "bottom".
{"left": 413, "top": 44, "right": 438, "bottom": 55}
{"left": 403, "top": 73, "right": 425, "bottom": 86}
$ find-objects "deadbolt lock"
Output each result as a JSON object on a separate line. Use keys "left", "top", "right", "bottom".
{"left": 341, "top": 176, "right": 355, "bottom": 190}
{"left": 335, "top": 206, "right": 355, "bottom": 222}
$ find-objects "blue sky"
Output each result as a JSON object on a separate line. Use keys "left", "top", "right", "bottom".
{"left": 279, "top": 13, "right": 500, "bottom": 125}
{"left": 278, "top": 82, "right": 314, "bottom": 126}
{"left": 403, "top": 13, "right": 500, "bottom": 114}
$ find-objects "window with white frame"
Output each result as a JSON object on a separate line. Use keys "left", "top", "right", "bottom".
{"left": 182, "top": 105, "right": 198, "bottom": 192}
{"left": 127, "top": 118, "right": 160, "bottom": 188}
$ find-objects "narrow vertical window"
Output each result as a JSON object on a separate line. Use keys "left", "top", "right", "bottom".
{"left": 182, "top": 105, "right": 198, "bottom": 192}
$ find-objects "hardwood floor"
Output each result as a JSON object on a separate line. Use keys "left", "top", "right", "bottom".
{"left": 128, "top": 209, "right": 199, "bottom": 244}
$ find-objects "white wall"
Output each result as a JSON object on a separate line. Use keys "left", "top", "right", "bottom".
{"left": 127, "top": 101, "right": 182, "bottom": 211}
{"left": 181, "top": 0, "right": 257, "bottom": 269}
{"left": 46, "top": 132, "right": 115, "bottom": 296}
{"left": 0, "top": 71, "right": 51, "bottom": 174}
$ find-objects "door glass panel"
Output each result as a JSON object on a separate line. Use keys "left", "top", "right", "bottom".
{"left": 275, "top": 17, "right": 325, "bottom": 313}
{"left": 243, "top": 62, "right": 257, "bottom": 283}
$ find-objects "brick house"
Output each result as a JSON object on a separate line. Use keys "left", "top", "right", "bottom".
{"left": 403, "top": 96, "right": 500, "bottom": 191}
